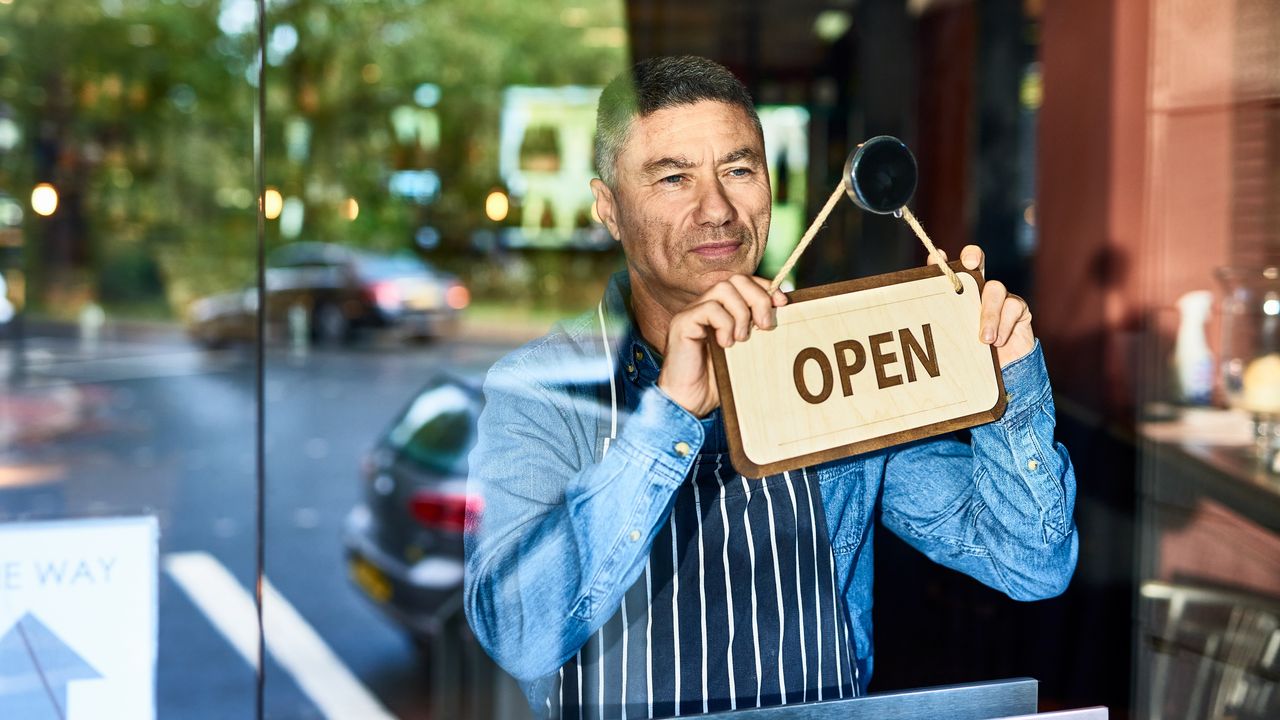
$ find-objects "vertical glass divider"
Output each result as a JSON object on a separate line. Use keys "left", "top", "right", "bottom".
{"left": 254, "top": 1, "right": 268, "bottom": 719}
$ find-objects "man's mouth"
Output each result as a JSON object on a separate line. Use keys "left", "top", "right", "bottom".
{"left": 690, "top": 241, "right": 743, "bottom": 259}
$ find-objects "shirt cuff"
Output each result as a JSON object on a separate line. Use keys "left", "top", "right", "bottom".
{"left": 996, "top": 339, "right": 1053, "bottom": 426}
{"left": 612, "top": 386, "right": 705, "bottom": 483}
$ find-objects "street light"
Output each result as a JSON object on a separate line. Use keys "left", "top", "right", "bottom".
{"left": 31, "top": 183, "right": 58, "bottom": 217}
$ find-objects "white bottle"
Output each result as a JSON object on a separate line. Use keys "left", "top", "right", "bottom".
{"left": 1174, "top": 290, "right": 1214, "bottom": 404}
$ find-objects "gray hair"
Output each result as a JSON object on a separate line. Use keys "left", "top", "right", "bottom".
{"left": 594, "top": 55, "right": 762, "bottom": 189}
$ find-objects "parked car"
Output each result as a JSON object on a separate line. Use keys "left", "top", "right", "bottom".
{"left": 186, "top": 242, "right": 470, "bottom": 347}
{"left": 186, "top": 285, "right": 259, "bottom": 348}
{"left": 343, "top": 374, "right": 484, "bottom": 643}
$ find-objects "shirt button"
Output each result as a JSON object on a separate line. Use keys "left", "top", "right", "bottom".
{"left": 629, "top": 530, "right": 641, "bottom": 542}
{"left": 1005, "top": 392, "right": 1014, "bottom": 403}
{"left": 635, "top": 350, "right": 644, "bottom": 361}
{"left": 674, "top": 441, "right": 691, "bottom": 457}
{"left": 1027, "top": 459, "right": 1039, "bottom": 471}
{"left": 626, "top": 364, "right": 635, "bottom": 374}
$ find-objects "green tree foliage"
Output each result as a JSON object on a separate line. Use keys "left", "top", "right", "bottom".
{"left": 0, "top": 0, "right": 626, "bottom": 317}
{"left": 1, "top": 0, "right": 257, "bottom": 313}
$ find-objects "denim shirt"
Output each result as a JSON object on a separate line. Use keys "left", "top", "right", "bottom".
{"left": 463, "top": 271, "right": 1078, "bottom": 711}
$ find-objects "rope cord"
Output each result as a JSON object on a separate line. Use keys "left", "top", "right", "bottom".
{"left": 767, "top": 182, "right": 846, "bottom": 294}
{"left": 768, "top": 179, "right": 963, "bottom": 294}
{"left": 899, "top": 206, "right": 962, "bottom": 292}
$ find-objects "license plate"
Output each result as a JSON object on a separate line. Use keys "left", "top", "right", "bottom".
{"left": 349, "top": 556, "right": 392, "bottom": 603}
{"left": 406, "top": 288, "right": 438, "bottom": 310}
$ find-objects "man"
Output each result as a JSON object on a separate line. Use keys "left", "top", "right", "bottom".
{"left": 465, "top": 56, "right": 1076, "bottom": 719}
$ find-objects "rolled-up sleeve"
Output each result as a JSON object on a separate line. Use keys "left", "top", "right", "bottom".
{"left": 880, "top": 341, "right": 1078, "bottom": 600}
{"left": 464, "top": 357, "right": 702, "bottom": 684}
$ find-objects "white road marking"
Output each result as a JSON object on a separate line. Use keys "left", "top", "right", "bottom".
{"left": 12, "top": 349, "right": 242, "bottom": 386}
{"left": 164, "top": 551, "right": 395, "bottom": 720}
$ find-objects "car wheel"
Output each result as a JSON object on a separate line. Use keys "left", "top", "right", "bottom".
{"left": 312, "top": 302, "right": 351, "bottom": 345}
{"left": 193, "top": 326, "right": 229, "bottom": 350}
{"left": 405, "top": 332, "right": 436, "bottom": 345}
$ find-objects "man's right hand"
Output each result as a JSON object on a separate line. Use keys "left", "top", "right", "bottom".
{"left": 657, "top": 275, "right": 789, "bottom": 418}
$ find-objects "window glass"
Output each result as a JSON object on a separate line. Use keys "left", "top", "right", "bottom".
{"left": 0, "top": 0, "right": 261, "bottom": 717}
{"left": 259, "top": 0, "right": 628, "bottom": 717}
{"left": 356, "top": 253, "right": 435, "bottom": 280}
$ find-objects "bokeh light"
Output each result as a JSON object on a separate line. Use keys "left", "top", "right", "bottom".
{"left": 31, "top": 183, "right": 58, "bottom": 217}
{"left": 262, "top": 187, "right": 283, "bottom": 220}
{"left": 484, "top": 190, "right": 509, "bottom": 222}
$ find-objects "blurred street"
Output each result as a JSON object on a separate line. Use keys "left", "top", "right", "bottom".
{"left": 0, "top": 325, "right": 529, "bottom": 719}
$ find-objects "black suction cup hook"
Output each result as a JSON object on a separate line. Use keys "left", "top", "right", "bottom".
{"left": 843, "top": 136, "right": 918, "bottom": 214}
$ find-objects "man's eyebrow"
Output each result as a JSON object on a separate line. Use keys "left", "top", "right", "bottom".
{"left": 639, "top": 148, "right": 761, "bottom": 178}
{"left": 640, "top": 156, "right": 697, "bottom": 177}
{"left": 719, "top": 146, "right": 762, "bottom": 165}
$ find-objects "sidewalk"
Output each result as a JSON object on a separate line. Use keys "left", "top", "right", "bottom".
{"left": 456, "top": 314, "right": 553, "bottom": 344}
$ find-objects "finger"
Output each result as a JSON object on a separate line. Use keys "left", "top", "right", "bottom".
{"left": 672, "top": 301, "right": 733, "bottom": 348}
{"left": 730, "top": 274, "right": 777, "bottom": 330}
{"left": 994, "top": 294, "right": 1028, "bottom": 346}
{"left": 926, "top": 248, "right": 948, "bottom": 267}
{"left": 960, "top": 244, "right": 985, "bottom": 274}
{"left": 682, "top": 299, "right": 741, "bottom": 348}
{"left": 704, "top": 281, "right": 755, "bottom": 341}
{"left": 979, "top": 280, "right": 1007, "bottom": 344}
{"left": 749, "top": 276, "right": 789, "bottom": 308}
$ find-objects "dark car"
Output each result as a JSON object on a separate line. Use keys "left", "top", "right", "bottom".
{"left": 343, "top": 374, "right": 484, "bottom": 643}
{"left": 186, "top": 242, "right": 470, "bottom": 347}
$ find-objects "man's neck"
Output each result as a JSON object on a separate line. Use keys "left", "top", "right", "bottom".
{"left": 627, "top": 272, "right": 692, "bottom": 357}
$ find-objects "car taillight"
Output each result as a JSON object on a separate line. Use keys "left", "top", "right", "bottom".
{"left": 445, "top": 284, "right": 470, "bottom": 310}
{"left": 408, "top": 491, "right": 483, "bottom": 533}
{"left": 371, "top": 281, "right": 401, "bottom": 309}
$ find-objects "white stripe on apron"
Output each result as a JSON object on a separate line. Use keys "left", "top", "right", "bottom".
{"left": 553, "top": 458, "right": 856, "bottom": 718}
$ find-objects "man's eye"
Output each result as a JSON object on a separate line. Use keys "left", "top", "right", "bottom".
{"left": 660, "top": 175, "right": 685, "bottom": 185}
{"left": 728, "top": 167, "right": 753, "bottom": 177}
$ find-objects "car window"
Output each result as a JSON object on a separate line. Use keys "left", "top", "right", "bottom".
{"left": 267, "top": 244, "right": 312, "bottom": 267}
{"left": 386, "top": 383, "right": 477, "bottom": 475}
{"left": 358, "top": 254, "right": 435, "bottom": 279}
{"left": 268, "top": 242, "right": 339, "bottom": 268}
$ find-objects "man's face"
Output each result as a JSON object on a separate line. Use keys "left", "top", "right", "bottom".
{"left": 592, "top": 100, "right": 771, "bottom": 310}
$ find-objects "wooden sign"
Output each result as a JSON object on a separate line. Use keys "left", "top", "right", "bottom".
{"left": 711, "top": 261, "right": 1006, "bottom": 477}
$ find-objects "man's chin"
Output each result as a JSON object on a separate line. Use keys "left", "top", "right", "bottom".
{"left": 687, "top": 262, "right": 762, "bottom": 295}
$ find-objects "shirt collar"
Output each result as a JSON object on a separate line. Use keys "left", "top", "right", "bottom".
{"left": 602, "top": 272, "right": 660, "bottom": 385}
{"left": 605, "top": 270, "right": 729, "bottom": 452}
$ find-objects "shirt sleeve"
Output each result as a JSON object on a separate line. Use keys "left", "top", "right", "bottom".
{"left": 879, "top": 340, "right": 1079, "bottom": 600}
{"left": 463, "top": 358, "right": 703, "bottom": 683}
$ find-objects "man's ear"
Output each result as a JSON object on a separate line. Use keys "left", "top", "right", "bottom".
{"left": 590, "top": 178, "right": 623, "bottom": 242}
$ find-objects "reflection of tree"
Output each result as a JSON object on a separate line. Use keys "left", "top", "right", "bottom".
{"left": 2, "top": 0, "right": 257, "bottom": 314}
{"left": 0, "top": 0, "right": 626, "bottom": 316}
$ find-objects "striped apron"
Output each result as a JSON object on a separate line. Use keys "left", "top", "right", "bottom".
{"left": 550, "top": 415, "right": 859, "bottom": 719}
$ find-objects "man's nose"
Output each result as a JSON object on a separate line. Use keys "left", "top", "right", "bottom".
{"left": 692, "top": 179, "right": 736, "bottom": 227}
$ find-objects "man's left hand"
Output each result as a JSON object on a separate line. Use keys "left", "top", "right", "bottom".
{"left": 929, "top": 245, "right": 1035, "bottom": 367}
